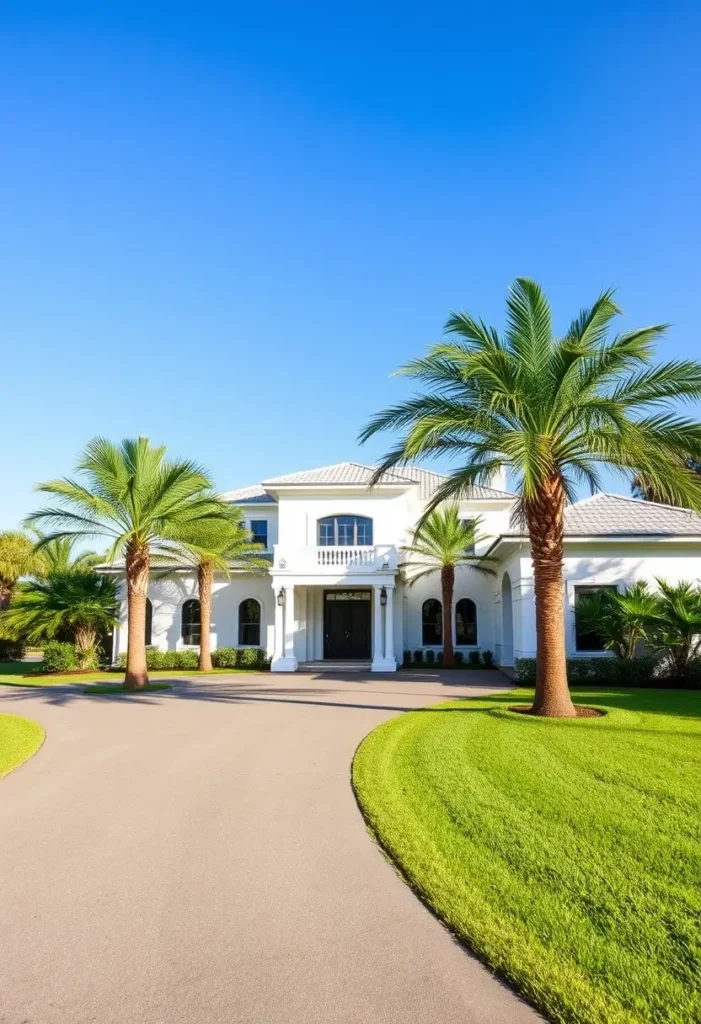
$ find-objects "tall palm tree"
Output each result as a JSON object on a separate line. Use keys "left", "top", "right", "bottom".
{"left": 25, "top": 437, "right": 234, "bottom": 689}
{"left": 0, "top": 531, "right": 44, "bottom": 609}
{"left": 360, "top": 279, "right": 701, "bottom": 716}
{"left": 167, "top": 512, "right": 270, "bottom": 672}
{"left": 4, "top": 571, "right": 118, "bottom": 667}
{"left": 402, "top": 506, "right": 494, "bottom": 664}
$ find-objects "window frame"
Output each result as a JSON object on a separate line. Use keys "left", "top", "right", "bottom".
{"left": 181, "top": 598, "right": 201, "bottom": 646}
{"left": 238, "top": 597, "right": 261, "bottom": 647}
{"left": 455, "top": 597, "right": 478, "bottom": 647}
{"left": 249, "top": 519, "right": 269, "bottom": 550}
{"left": 422, "top": 598, "right": 443, "bottom": 646}
{"left": 573, "top": 584, "right": 619, "bottom": 653}
{"left": 316, "top": 515, "right": 374, "bottom": 547}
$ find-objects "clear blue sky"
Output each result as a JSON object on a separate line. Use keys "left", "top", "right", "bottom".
{"left": 2, "top": 1, "right": 700, "bottom": 528}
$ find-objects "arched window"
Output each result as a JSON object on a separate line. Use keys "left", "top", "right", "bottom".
{"left": 145, "top": 598, "right": 153, "bottom": 646}
{"left": 422, "top": 598, "right": 442, "bottom": 645}
{"left": 455, "top": 598, "right": 477, "bottom": 646}
{"left": 181, "top": 599, "right": 201, "bottom": 645}
{"left": 317, "top": 515, "right": 373, "bottom": 546}
{"left": 239, "top": 598, "right": 261, "bottom": 646}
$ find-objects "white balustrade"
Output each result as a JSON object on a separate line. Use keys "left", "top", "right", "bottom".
{"left": 273, "top": 544, "right": 396, "bottom": 574}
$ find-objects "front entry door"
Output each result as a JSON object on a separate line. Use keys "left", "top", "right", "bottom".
{"left": 324, "top": 590, "right": 371, "bottom": 659}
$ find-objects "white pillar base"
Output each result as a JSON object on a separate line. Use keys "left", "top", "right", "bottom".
{"left": 271, "top": 655, "right": 298, "bottom": 673}
{"left": 371, "top": 657, "right": 397, "bottom": 672}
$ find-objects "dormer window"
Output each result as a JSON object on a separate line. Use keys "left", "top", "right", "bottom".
{"left": 250, "top": 519, "right": 268, "bottom": 550}
{"left": 317, "top": 515, "right": 373, "bottom": 546}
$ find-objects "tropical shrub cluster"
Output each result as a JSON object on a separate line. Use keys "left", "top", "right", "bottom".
{"left": 515, "top": 656, "right": 671, "bottom": 687}
{"left": 574, "top": 579, "right": 701, "bottom": 683}
{"left": 0, "top": 638, "right": 27, "bottom": 661}
{"left": 43, "top": 641, "right": 80, "bottom": 672}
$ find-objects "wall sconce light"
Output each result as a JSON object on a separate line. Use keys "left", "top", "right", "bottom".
{"left": 380, "top": 586, "right": 387, "bottom": 606}
{"left": 279, "top": 558, "right": 287, "bottom": 569}
{"left": 277, "top": 589, "right": 285, "bottom": 607}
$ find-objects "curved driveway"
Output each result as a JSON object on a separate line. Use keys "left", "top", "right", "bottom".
{"left": 0, "top": 671, "right": 540, "bottom": 1024}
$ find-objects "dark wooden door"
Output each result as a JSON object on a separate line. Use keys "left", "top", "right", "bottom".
{"left": 324, "top": 591, "right": 371, "bottom": 659}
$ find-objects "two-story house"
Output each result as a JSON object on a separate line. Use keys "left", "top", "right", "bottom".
{"left": 110, "top": 461, "right": 701, "bottom": 672}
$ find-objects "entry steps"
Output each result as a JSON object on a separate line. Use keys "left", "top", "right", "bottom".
{"left": 298, "top": 660, "right": 372, "bottom": 673}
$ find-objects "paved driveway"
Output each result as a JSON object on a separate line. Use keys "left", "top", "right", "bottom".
{"left": 0, "top": 671, "right": 540, "bottom": 1024}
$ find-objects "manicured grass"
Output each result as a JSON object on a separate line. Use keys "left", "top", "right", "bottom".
{"left": 84, "top": 683, "right": 172, "bottom": 695}
{"left": 352, "top": 688, "right": 701, "bottom": 1024}
{"left": 0, "top": 662, "right": 268, "bottom": 687}
{"left": 0, "top": 713, "right": 45, "bottom": 778}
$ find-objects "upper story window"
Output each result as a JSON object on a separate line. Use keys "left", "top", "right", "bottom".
{"left": 460, "top": 518, "right": 476, "bottom": 556}
{"left": 317, "top": 515, "right": 373, "bottom": 547}
{"left": 250, "top": 520, "right": 268, "bottom": 550}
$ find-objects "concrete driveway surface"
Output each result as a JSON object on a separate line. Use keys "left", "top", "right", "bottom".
{"left": 0, "top": 670, "right": 541, "bottom": 1024}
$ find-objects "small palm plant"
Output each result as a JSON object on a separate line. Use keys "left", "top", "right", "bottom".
{"left": 25, "top": 437, "right": 234, "bottom": 689}
{"left": 649, "top": 579, "right": 701, "bottom": 678}
{"left": 401, "top": 506, "right": 494, "bottom": 665}
{"left": 361, "top": 279, "right": 701, "bottom": 716}
{"left": 169, "top": 512, "right": 270, "bottom": 672}
{"left": 0, "top": 531, "right": 44, "bottom": 609}
{"left": 4, "top": 571, "right": 118, "bottom": 667}
{"left": 575, "top": 582, "right": 659, "bottom": 659}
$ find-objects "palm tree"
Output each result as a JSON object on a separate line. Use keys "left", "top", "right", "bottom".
{"left": 33, "top": 534, "right": 102, "bottom": 576}
{"left": 360, "top": 279, "right": 701, "bottom": 716}
{"left": 575, "top": 581, "right": 659, "bottom": 659}
{"left": 632, "top": 459, "right": 701, "bottom": 503}
{"left": 649, "top": 579, "right": 701, "bottom": 678}
{"left": 401, "top": 506, "right": 494, "bottom": 665}
{"left": 4, "top": 571, "right": 118, "bottom": 667}
{"left": 25, "top": 437, "right": 234, "bottom": 689}
{"left": 166, "top": 513, "right": 270, "bottom": 672}
{"left": 0, "top": 531, "right": 44, "bottom": 609}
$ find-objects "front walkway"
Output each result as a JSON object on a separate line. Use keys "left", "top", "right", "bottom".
{"left": 0, "top": 670, "right": 540, "bottom": 1024}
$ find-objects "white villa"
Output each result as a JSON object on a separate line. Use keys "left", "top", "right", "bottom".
{"left": 110, "top": 462, "right": 701, "bottom": 672}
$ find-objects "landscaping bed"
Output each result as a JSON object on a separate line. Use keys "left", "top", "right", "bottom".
{"left": 353, "top": 687, "right": 701, "bottom": 1024}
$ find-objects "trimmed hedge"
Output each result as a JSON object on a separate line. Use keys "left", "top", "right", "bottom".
{"left": 514, "top": 655, "right": 701, "bottom": 689}
{"left": 43, "top": 641, "right": 79, "bottom": 672}
{"left": 114, "top": 646, "right": 269, "bottom": 671}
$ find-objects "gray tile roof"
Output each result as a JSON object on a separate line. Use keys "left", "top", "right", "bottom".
{"left": 223, "top": 462, "right": 516, "bottom": 502}
{"left": 261, "top": 462, "right": 414, "bottom": 487}
{"left": 220, "top": 483, "right": 276, "bottom": 505}
{"left": 563, "top": 493, "right": 701, "bottom": 536}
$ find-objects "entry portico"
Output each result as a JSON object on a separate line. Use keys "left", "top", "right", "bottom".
{"left": 270, "top": 559, "right": 398, "bottom": 673}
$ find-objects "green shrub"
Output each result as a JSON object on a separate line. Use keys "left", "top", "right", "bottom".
{"left": 482, "top": 650, "right": 494, "bottom": 667}
{"left": 435, "top": 649, "right": 444, "bottom": 664}
{"left": 0, "top": 638, "right": 27, "bottom": 660}
{"left": 175, "top": 649, "right": 199, "bottom": 669}
{"left": 515, "top": 655, "right": 661, "bottom": 687}
{"left": 212, "top": 646, "right": 239, "bottom": 668}
{"left": 239, "top": 647, "right": 266, "bottom": 669}
{"left": 43, "top": 640, "right": 78, "bottom": 672}
{"left": 468, "top": 650, "right": 481, "bottom": 666}
{"left": 453, "top": 650, "right": 464, "bottom": 665}
{"left": 426, "top": 649, "right": 435, "bottom": 664}
{"left": 403, "top": 649, "right": 412, "bottom": 666}
{"left": 413, "top": 649, "right": 424, "bottom": 663}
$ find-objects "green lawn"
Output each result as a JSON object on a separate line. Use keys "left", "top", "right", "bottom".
{"left": 353, "top": 688, "right": 701, "bottom": 1024}
{"left": 0, "top": 713, "right": 45, "bottom": 778}
{"left": 84, "top": 683, "right": 172, "bottom": 695}
{"left": 0, "top": 662, "right": 267, "bottom": 686}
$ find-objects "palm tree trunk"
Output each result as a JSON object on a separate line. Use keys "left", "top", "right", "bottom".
{"left": 525, "top": 475, "right": 576, "bottom": 717}
{"left": 74, "top": 624, "right": 98, "bottom": 668}
{"left": 125, "top": 542, "right": 150, "bottom": 689}
{"left": 198, "top": 561, "right": 213, "bottom": 672}
{"left": 441, "top": 564, "right": 455, "bottom": 665}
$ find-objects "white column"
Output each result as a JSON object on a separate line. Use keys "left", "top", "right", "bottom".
{"left": 385, "top": 586, "right": 395, "bottom": 667}
{"left": 371, "top": 584, "right": 397, "bottom": 672}
{"left": 271, "top": 582, "right": 298, "bottom": 672}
